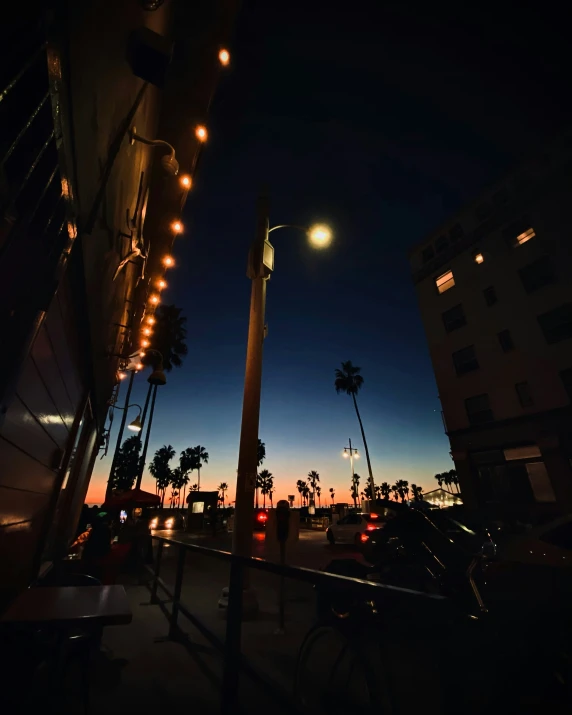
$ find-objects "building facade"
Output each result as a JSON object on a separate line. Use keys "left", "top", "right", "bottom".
{"left": 0, "top": 0, "right": 237, "bottom": 603}
{"left": 409, "top": 136, "right": 572, "bottom": 521}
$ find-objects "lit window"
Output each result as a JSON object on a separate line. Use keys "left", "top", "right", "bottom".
{"left": 516, "top": 227, "right": 535, "bottom": 245}
{"left": 474, "top": 252, "right": 484, "bottom": 264}
{"left": 435, "top": 270, "right": 455, "bottom": 294}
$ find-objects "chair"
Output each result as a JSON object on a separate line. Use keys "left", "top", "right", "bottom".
{"left": 31, "top": 570, "right": 103, "bottom": 713}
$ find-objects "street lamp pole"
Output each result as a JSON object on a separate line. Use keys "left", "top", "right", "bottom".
{"left": 106, "top": 370, "right": 136, "bottom": 501}
{"left": 232, "top": 197, "right": 332, "bottom": 574}
{"left": 343, "top": 438, "right": 360, "bottom": 506}
{"left": 135, "top": 349, "right": 167, "bottom": 491}
{"left": 232, "top": 196, "right": 270, "bottom": 567}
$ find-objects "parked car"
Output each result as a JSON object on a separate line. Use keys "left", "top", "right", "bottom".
{"left": 149, "top": 510, "right": 185, "bottom": 531}
{"left": 326, "top": 512, "right": 385, "bottom": 545}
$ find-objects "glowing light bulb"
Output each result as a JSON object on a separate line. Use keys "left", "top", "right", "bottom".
{"left": 118, "top": 372, "right": 126, "bottom": 380}
{"left": 135, "top": 362, "right": 144, "bottom": 371}
{"left": 180, "top": 175, "right": 192, "bottom": 189}
{"left": 140, "top": 351, "right": 146, "bottom": 357}
{"left": 143, "top": 328, "right": 152, "bottom": 336}
{"left": 157, "top": 279, "right": 167, "bottom": 290}
{"left": 172, "top": 220, "right": 183, "bottom": 234}
{"left": 308, "top": 224, "right": 332, "bottom": 249}
{"left": 195, "top": 125, "right": 208, "bottom": 142}
{"left": 218, "top": 49, "right": 230, "bottom": 66}
{"left": 146, "top": 316, "right": 155, "bottom": 325}
{"left": 163, "top": 255, "right": 174, "bottom": 268}
{"left": 141, "top": 339, "right": 150, "bottom": 348}
{"left": 474, "top": 253, "right": 484, "bottom": 264}
{"left": 150, "top": 294, "right": 160, "bottom": 304}
{"left": 343, "top": 451, "right": 348, "bottom": 458}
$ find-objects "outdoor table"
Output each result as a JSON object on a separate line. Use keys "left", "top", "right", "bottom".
{"left": 1, "top": 585, "right": 132, "bottom": 628}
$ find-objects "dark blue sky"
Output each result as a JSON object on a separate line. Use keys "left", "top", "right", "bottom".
{"left": 91, "top": 0, "right": 571, "bottom": 502}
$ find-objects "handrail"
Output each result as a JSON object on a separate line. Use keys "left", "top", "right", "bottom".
{"left": 145, "top": 533, "right": 446, "bottom": 714}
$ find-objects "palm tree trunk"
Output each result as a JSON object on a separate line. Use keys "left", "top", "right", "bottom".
{"left": 263, "top": 492, "right": 266, "bottom": 508}
{"left": 197, "top": 466, "right": 201, "bottom": 491}
{"left": 352, "top": 393, "right": 376, "bottom": 497}
{"left": 255, "top": 484, "right": 259, "bottom": 509}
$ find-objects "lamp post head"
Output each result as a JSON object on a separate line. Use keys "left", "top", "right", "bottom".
{"left": 148, "top": 368, "right": 167, "bottom": 386}
{"left": 128, "top": 415, "right": 142, "bottom": 432}
{"left": 308, "top": 224, "right": 332, "bottom": 249}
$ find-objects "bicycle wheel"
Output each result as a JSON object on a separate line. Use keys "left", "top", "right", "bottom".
{"left": 294, "top": 622, "right": 394, "bottom": 715}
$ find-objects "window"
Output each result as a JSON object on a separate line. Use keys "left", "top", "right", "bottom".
{"left": 518, "top": 256, "right": 554, "bottom": 293}
{"left": 452, "top": 345, "right": 479, "bottom": 376}
{"left": 560, "top": 369, "right": 572, "bottom": 402}
{"left": 516, "top": 228, "right": 535, "bottom": 245}
{"left": 436, "top": 235, "right": 449, "bottom": 253}
{"left": 476, "top": 203, "right": 492, "bottom": 222}
{"left": 449, "top": 223, "right": 464, "bottom": 242}
{"left": 515, "top": 381, "right": 534, "bottom": 407}
{"left": 526, "top": 463, "right": 556, "bottom": 503}
{"left": 498, "top": 329, "right": 514, "bottom": 352}
{"left": 435, "top": 269, "right": 455, "bottom": 294}
{"left": 422, "top": 245, "right": 434, "bottom": 264}
{"left": 465, "top": 393, "right": 494, "bottom": 426}
{"left": 483, "top": 286, "right": 497, "bottom": 306}
{"left": 537, "top": 303, "right": 572, "bottom": 344}
{"left": 503, "top": 219, "right": 534, "bottom": 247}
{"left": 442, "top": 304, "right": 466, "bottom": 332}
{"left": 473, "top": 252, "right": 484, "bottom": 264}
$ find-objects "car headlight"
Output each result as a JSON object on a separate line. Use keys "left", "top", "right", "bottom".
{"left": 150, "top": 519, "right": 158, "bottom": 528}
{"left": 165, "top": 519, "right": 174, "bottom": 529}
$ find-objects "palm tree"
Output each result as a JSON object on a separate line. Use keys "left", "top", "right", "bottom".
{"left": 110, "top": 435, "right": 142, "bottom": 492}
{"left": 394, "top": 479, "right": 409, "bottom": 502}
{"left": 448, "top": 469, "right": 460, "bottom": 493}
{"left": 296, "top": 479, "right": 306, "bottom": 508}
{"left": 391, "top": 483, "right": 400, "bottom": 501}
{"left": 380, "top": 482, "right": 391, "bottom": 500}
{"left": 189, "top": 483, "right": 199, "bottom": 492}
{"left": 144, "top": 304, "right": 188, "bottom": 372}
{"left": 435, "top": 472, "right": 444, "bottom": 488}
{"left": 149, "top": 444, "right": 175, "bottom": 508}
{"left": 334, "top": 361, "right": 375, "bottom": 496}
{"left": 329, "top": 487, "right": 335, "bottom": 504}
{"left": 316, "top": 485, "right": 322, "bottom": 508}
{"left": 268, "top": 484, "right": 275, "bottom": 507}
{"left": 302, "top": 485, "right": 310, "bottom": 506}
{"left": 307, "top": 471, "right": 320, "bottom": 509}
{"left": 411, "top": 484, "right": 423, "bottom": 501}
{"left": 170, "top": 467, "right": 186, "bottom": 508}
{"left": 255, "top": 439, "right": 266, "bottom": 509}
{"left": 190, "top": 445, "right": 209, "bottom": 490}
{"left": 178, "top": 447, "right": 195, "bottom": 507}
{"left": 259, "top": 469, "right": 272, "bottom": 508}
{"left": 350, "top": 473, "right": 361, "bottom": 508}
{"left": 218, "top": 482, "right": 229, "bottom": 508}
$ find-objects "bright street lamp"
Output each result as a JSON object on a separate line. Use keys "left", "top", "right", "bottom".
{"left": 232, "top": 196, "right": 332, "bottom": 595}
{"left": 343, "top": 438, "right": 360, "bottom": 507}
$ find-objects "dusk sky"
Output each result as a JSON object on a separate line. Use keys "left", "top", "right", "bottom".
{"left": 88, "top": 1, "right": 571, "bottom": 504}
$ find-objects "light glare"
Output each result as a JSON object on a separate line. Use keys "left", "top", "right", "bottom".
{"left": 172, "top": 221, "right": 183, "bottom": 234}
{"left": 195, "top": 125, "right": 208, "bottom": 142}
{"left": 163, "top": 255, "right": 174, "bottom": 268}
{"left": 219, "top": 49, "right": 230, "bottom": 66}
{"left": 180, "top": 175, "right": 192, "bottom": 189}
{"left": 308, "top": 224, "right": 332, "bottom": 248}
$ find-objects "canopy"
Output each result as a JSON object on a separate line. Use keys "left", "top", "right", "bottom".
{"left": 104, "top": 488, "right": 160, "bottom": 508}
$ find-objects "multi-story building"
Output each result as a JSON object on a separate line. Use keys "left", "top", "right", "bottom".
{"left": 409, "top": 135, "right": 572, "bottom": 520}
{"left": 0, "top": 0, "right": 237, "bottom": 603}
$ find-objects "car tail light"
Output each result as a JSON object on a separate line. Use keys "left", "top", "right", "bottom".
{"left": 366, "top": 525, "right": 376, "bottom": 531}
{"left": 360, "top": 534, "right": 370, "bottom": 543}
{"left": 257, "top": 513, "right": 268, "bottom": 522}
{"left": 369, "top": 513, "right": 379, "bottom": 519}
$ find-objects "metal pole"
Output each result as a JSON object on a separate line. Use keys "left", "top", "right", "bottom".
{"left": 221, "top": 559, "right": 244, "bottom": 715}
{"left": 150, "top": 539, "right": 163, "bottom": 604}
{"left": 232, "top": 196, "right": 269, "bottom": 574}
{"left": 105, "top": 370, "right": 135, "bottom": 500}
{"left": 136, "top": 384, "right": 158, "bottom": 490}
{"left": 169, "top": 545, "right": 186, "bottom": 639}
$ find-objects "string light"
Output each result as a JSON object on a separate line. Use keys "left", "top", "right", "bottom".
{"left": 135, "top": 362, "right": 144, "bottom": 371}
{"left": 180, "top": 175, "right": 192, "bottom": 189}
{"left": 150, "top": 294, "right": 160, "bottom": 304}
{"left": 171, "top": 220, "right": 183, "bottom": 234}
{"left": 141, "top": 339, "right": 150, "bottom": 348}
{"left": 143, "top": 328, "right": 152, "bottom": 336}
{"left": 118, "top": 372, "right": 127, "bottom": 380}
{"left": 163, "top": 255, "right": 174, "bottom": 268}
{"left": 140, "top": 351, "right": 146, "bottom": 357}
{"left": 195, "top": 125, "right": 208, "bottom": 142}
{"left": 157, "top": 279, "right": 167, "bottom": 290}
{"left": 146, "top": 316, "right": 156, "bottom": 325}
{"left": 218, "top": 49, "right": 230, "bottom": 66}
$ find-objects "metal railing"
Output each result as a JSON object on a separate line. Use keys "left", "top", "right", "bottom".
{"left": 145, "top": 534, "right": 445, "bottom": 714}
